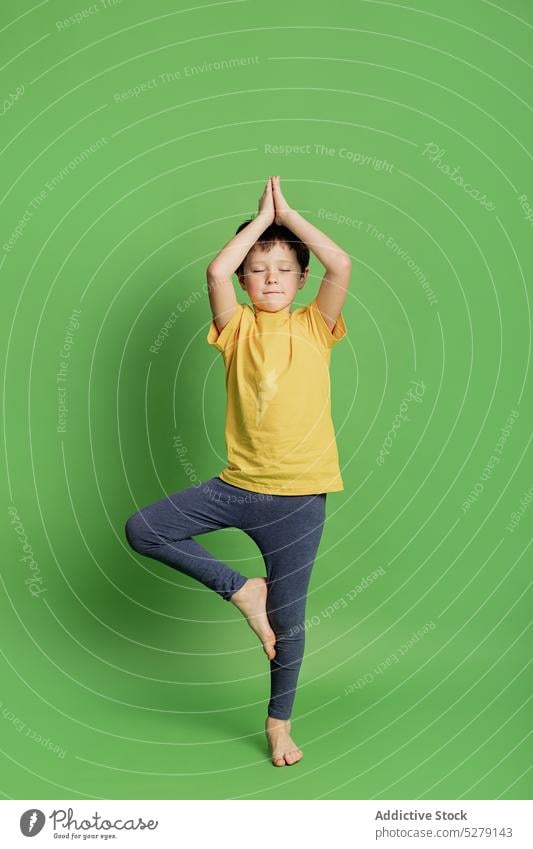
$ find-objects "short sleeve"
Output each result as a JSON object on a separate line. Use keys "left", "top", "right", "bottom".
{"left": 305, "top": 297, "right": 347, "bottom": 348}
{"left": 206, "top": 304, "right": 245, "bottom": 352}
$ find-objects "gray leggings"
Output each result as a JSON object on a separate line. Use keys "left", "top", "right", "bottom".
{"left": 124, "top": 476, "right": 327, "bottom": 720}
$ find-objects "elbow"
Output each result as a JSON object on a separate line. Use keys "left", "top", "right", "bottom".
{"left": 206, "top": 261, "right": 219, "bottom": 280}
{"left": 206, "top": 261, "right": 230, "bottom": 282}
{"left": 326, "top": 253, "right": 352, "bottom": 273}
{"left": 325, "top": 253, "right": 352, "bottom": 276}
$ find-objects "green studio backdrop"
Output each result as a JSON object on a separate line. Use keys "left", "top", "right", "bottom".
{"left": 1, "top": 0, "right": 532, "bottom": 800}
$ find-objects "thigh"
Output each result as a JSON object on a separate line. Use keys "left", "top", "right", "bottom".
{"left": 249, "top": 493, "right": 327, "bottom": 601}
{"left": 126, "top": 476, "right": 243, "bottom": 544}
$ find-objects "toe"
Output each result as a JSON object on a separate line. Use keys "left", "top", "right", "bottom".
{"left": 272, "top": 756, "right": 286, "bottom": 767}
{"left": 285, "top": 749, "right": 303, "bottom": 765}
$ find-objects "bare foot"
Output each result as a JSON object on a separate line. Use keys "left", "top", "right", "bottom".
{"left": 229, "top": 578, "right": 276, "bottom": 660}
{"left": 265, "top": 716, "right": 304, "bottom": 767}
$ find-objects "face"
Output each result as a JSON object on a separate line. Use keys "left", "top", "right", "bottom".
{"left": 238, "top": 242, "right": 308, "bottom": 312}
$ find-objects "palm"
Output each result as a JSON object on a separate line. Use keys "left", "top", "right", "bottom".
{"left": 272, "top": 176, "right": 290, "bottom": 224}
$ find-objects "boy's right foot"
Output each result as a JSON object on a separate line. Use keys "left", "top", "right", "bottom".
{"left": 229, "top": 577, "right": 276, "bottom": 660}
{"left": 265, "top": 716, "right": 304, "bottom": 766}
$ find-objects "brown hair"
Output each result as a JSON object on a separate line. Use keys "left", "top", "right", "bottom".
{"left": 234, "top": 219, "right": 310, "bottom": 277}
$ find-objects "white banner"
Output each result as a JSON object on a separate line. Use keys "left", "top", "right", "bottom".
{"left": 1, "top": 800, "right": 532, "bottom": 847}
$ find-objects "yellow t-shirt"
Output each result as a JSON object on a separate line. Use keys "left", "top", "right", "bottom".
{"left": 206, "top": 296, "right": 347, "bottom": 495}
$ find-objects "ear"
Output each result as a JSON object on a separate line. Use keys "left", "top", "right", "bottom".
{"left": 298, "top": 267, "right": 310, "bottom": 288}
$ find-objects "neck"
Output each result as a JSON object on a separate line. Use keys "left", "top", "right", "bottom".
{"left": 253, "top": 303, "right": 292, "bottom": 315}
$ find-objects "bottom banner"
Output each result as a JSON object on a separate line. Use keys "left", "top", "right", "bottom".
{"left": 1, "top": 799, "right": 532, "bottom": 847}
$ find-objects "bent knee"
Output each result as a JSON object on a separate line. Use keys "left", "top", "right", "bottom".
{"left": 124, "top": 511, "right": 152, "bottom": 553}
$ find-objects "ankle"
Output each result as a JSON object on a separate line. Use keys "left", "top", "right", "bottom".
{"left": 230, "top": 580, "right": 249, "bottom": 602}
{"left": 266, "top": 715, "right": 290, "bottom": 727}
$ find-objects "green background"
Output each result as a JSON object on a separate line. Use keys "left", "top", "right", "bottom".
{"left": 1, "top": 0, "right": 531, "bottom": 800}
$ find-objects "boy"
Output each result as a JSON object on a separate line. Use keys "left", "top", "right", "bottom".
{"left": 125, "top": 176, "right": 350, "bottom": 766}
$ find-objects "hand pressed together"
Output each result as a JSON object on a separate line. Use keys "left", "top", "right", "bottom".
{"left": 257, "top": 175, "right": 293, "bottom": 226}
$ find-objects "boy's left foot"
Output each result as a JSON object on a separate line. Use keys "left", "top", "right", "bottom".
{"left": 229, "top": 577, "right": 277, "bottom": 659}
{"left": 265, "top": 716, "right": 303, "bottom": 766}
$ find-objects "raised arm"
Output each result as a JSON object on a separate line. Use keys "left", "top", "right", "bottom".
{"left": 271, "top": 175, "right": 351, "bottom": 331}
{"left": 206, "top": 178, "right": 275, "bottom": 333}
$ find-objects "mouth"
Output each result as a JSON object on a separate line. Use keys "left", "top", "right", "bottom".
{"left": 263, "top": 292, "right": 283, "bottom": 295}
